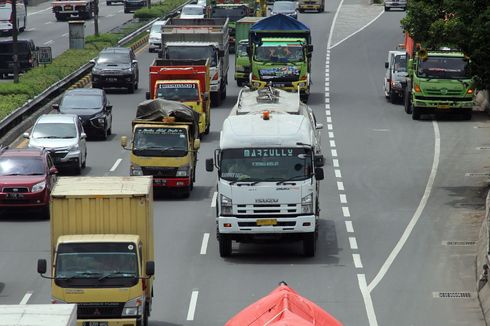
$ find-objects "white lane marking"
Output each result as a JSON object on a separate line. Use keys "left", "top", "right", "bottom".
{"left": 330, "top": 140, "right": 336, "bottom": 147}
{"left": 334, "top": 169, "right": 342, "bottom": 178}
{"left": 330, "top": 10, "right": 385, "bottom": 49}
{"left": 325, "top": 86, "right": 330, "bottom": 92}
{"left": 186, "top": 291, "right": 199, "bottom": 320}
{"left": 345, "top": 221, "right": 354, "bottom": 233}
{"left": 358, "top": 274, "right": 379, "bottom": 326}
{"left": 327, "top": 124, "right": 333, "bottom": 130}
{"left": 117, "top": 9, "right": 123, "bottom": 12}
{"left": 328, "top": 131, "right": 334, "bottom": 138}
{"left": 353, "top": 254, "right": 363, "bottom": 268}
{"left": 333, "top": 159, "right": 339, "bottom": 168}
{"left": 368, "top": 121, "right": 440, "bottom": 293}
{"left": 326, "top": 0, "right": 345, "bottom": 49}
{"left": 211, "top": 191, "right": 217, "bottom": 207}
{"left": 28, "top": 7, "right": 51, "bottom": 16}
{"left": 62, "top": 33, "right": 68, "bottom": 37}
{"left": 326, "top": 110, "right": 331, "bottom": 116}
{"left": 109, "top": 158, "right": 122, "bottom": 172}
{"left": 107, "top": 13, "right": 115, "bottom": 17}
{"left": 19, "top": 292, "right": 33, "bottom": 304}
{"left": 337, "top": 181, "right": 344, "bottom": 191}
{"left": 325, "top": 103, "right": 330, "bottom": 109}
{"left": 349, "top": 237, "right": 358, "bottom": 250}
{"left": 339, "top": 194, "right": 347, "bottom": 204}
{"left": 331, "top": 149, "right": 337, "bottom": 157}
{"left": 44, "top": 40, "right": 54, "bottom": 45}
{"left": 325, "top": 98, "right": 330, "bottom": 103}
{"left": 200, "top": 233, "right": 210, "bottom": 255}
{"left": 342, "top": 206, "right": 350, "bottom": 217}
{"left": 372, "top": 129, "right": 390, "bottom": 132}
{"left": 326, "top": 116, "right": 332, "bottom": 123}
{"left": 44, "top": 21, "right": 52, "bottom": 25}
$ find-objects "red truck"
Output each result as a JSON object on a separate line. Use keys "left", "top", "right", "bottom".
{"left": 146, "top": 59, "right": 211, "bottom": 136}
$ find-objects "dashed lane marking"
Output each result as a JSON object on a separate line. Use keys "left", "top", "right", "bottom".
{"left": 200, "top": 233, "right": 210, "bottom": 255}
{"left": 186, "top": 290, "right": 199, "bottom": 320}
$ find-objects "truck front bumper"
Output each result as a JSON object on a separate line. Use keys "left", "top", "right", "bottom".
{"left": 153, "top": 177, "right": 191, "bottom": 188}
{"left": 250, "top": 79, "right": 309, "bottom": 93}
{"left": 78, "top": 318, "right": 137, "bottom": 326}
{"left": 299, "top": 4, "right": 320, "bottom": 10}
{"left": 413, "top": 97, "right": 474, "bottom": 111}
{"left": 217, "top": 215, "right": 316, "bottom": 234}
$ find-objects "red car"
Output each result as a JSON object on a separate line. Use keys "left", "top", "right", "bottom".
{"left": 0, "top": 148, "right": 58, "bottom": 217}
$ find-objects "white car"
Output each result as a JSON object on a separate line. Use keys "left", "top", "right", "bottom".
{"left": 384, "top": 0, "right": 407, "bottom": 11}
{"left": 148, "top": 20, "right": 167, "bottom": 53}
{"left": 0, "top": 0, "right": 26, "bottom": 34}
{"left": 24, "top": 114, "right": 88, "bottom": 175}
{"left": 180, "top": 4, "right": 205, "bottom": 19}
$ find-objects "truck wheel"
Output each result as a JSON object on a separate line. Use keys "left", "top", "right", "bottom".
{"left": 142, "top": 304, "right": 149, "bottom": 326}
{"left": 412, "top": 106, "right": 421, "bottom": 120}
{"left": 389, "top": 90, "right": 397, "bottom": 104}
{"left": 300, "top": 93, "right": 309, "bottom": 103}
{"left": 219, "top": 235, "right": 232, "bottom": 257}
{"left": 220, "top": 83, "right": 227, "bottom": 100}
{"left": 318, "top": 6, "right": 324, "bottom": 12}
{"left": 404, "top": 92, "right": 412, "bottom": 114}
{"left": 298, "top": 8, "right": 304, "bottom": 13}
{"left": 211, "top": 92, "right": 221, "bottom": 107}
{"left": 204, "top": 123, "right": 210, "bottom": 135}
{"left": 303, "top": 233, "right": 316, "bottom": 257}
{"left": 462, "top": 111, "right": 472, "bottom": 120}
{"left": 55, "top": 13, "right": 64, "bottom": 21}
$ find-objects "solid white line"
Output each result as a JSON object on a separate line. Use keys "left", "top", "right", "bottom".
{"left": 44, "top": 21, "right": 52, "bottom": 25}
{"left": 337, "top": 181, "right": 344, "bottom": 191}
{"left": 333, "top": 159, "right": 339, "bottom": 168}
{"left": 331, "top": 10, "right": 384, "bottom": 49}
{"left": 345, "top": 221, "right": 354, "bottom": 233}
{"left": 327, "top": 124, "right": 333, "bottom": 130}
{"left": 326, "top": 117, "right": 332, "bottom": 123}
{"left": 186, "top": 291, "right": 199, "bottom": 320}
{"left": 62, "top": 33, "right": 68, "bottom": 37}
{"left": 328, "top": 131, "right": 334, "bottom": 138}
{"left": 334, "top": 169, "right": 342, "bottom": 178}
{"left": 44, "top": 40, "right": 54, "bottom": 45}
{"left": 331, "top": 149, "right": 337, "bottom": 157}
{"left": 353, "top": 254, "right": 363, "bottom": 268}
{"left": 358, "top": 274, "right": 379, "bottom": 326}
{"left": 200, "top": 233, "right": 210, "bottom": 255}
{"left": 349, "top": 237, "right": 358, "bottom": 250}
{"left": 211, "top": 191, "right": 217, "bottom": 208}
{"left": 28, "top": 7, "right": 51, "bottom": 16}
{"left": 342, "top": 206, "right": 350, "bottom": 217}
{"left": 109, "top": 158, "right": 122, "bottom": 172}
{"left": 326, "top": 0, "right": 345, "bottom": 49}
{"left": 368, "top": 121, "right": 440, "bottom": 293}
{"left": 19, "top": 292, "right": 33, "bottom": 305}
{"left": 339, "top": 194, "right": 347, "bottom": 204}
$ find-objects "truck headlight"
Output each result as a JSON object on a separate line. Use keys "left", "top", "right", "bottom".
{"left": 298, "top": 82, "right": 306, "bottom": 88}
{"left": 220, "top": 194, "right": 233, "bottom": 215}
{"left": 130, "top": 165, "right": 143, "bottom": 176}
{"left": 176, "top": 166, "right": 190, "bottom": 177}
{"left": 301, "top": 193, "right": 313, "bottom": 214}
{"left": 32, "top": 181, "right": 46, "bottom": 193}
{"left": 122, "top": 295, "right": 145, "bottom": 317}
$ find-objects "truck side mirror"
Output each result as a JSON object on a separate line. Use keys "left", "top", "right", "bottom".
{"left": 37, "top": 259, "right": 47, "bottom": 275}
{"left": 385, "top": 61, "right": 389, "bottom": 69}
{"left": 23, "top": 132, "right": 30, "bottom": 139}
{"left": 307, "top": 44, "right": 313, "bottom": 53}
{"left": 52, "top": 103, "right": 60, "bottom": 112}
{"left": 314, "top": 155, "right": 325, "bottom": 167}
{"left": 89, "top": 59, "right": 96, "bottom": 64}
{"left": 206, "top": 158, "right": 214, "bottom": 172}
{"left": 315, "top": 123, "right": 323, "bottom": 130}
{"left": 194, "top": 139, "right": 201, "bottom": 150}
{"left": 145, "top": 91, "right": 150, "bottom": 100}
{"left": 315, "top": 167, "right": 324, "bottom": 180}
{"left": 121, "top": 136, "right": 128, "bottom": 148}
{"left": 146, "top": 261, "right": 155, "bottom": 276}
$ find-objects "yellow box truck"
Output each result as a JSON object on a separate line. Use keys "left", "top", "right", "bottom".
{"left": 37, "top": 176, "right": 155, "bottom": 326}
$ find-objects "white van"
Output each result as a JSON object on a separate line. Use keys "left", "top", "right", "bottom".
{"left": 0, "top": 0, "right": 26, "bottom": 34}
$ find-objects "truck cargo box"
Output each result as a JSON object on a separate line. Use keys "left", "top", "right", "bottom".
{"left": 0, "top": 304, "right": 77, "bottom": 326}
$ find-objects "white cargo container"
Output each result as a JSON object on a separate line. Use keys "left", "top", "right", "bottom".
{"left": 0, "top": 304, "right": 77, "bottom": 326}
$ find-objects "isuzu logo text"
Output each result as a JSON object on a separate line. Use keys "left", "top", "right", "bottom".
{"left": 256, "top": 199, "right": 279, "bottom": 203}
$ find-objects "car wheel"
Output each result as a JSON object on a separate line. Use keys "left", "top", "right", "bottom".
{"left": 101, "top": 127, "right": 108, "bottom": 140}
{"left": 107, "top": 125, "right": 112, "bottom": 136}
{"left": 384, "top": 6, "right": 389, "bottom": 11}
{"left": 389, "top": 90, "right": 397, "bottom": 104}
{"left": 81, "top": 153, "right": 86, "bottom": 169}
{"left": 218, "top": 235, "right": 232, "bottom": 257}
{"left": 127, "top": 82, "right": 135, "bottom": 94}
{"left": 135, "top": 80, "right": 139, "bottom": 90}
{"left": 74, "top": 160, "right": 82, "bottom": 175}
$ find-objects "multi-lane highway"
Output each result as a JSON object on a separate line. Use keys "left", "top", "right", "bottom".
{"left": 0, "top": 0, "right": 489, "bottom": 324}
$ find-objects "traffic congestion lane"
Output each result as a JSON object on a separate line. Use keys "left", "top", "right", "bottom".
{"left": 329, "top": 9, "right": 485, "bottom": 325}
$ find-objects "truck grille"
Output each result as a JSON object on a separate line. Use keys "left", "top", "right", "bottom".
{"left": 236, "top": 204, "right": 299, "bottom": 216}
{"left": 238, "top": 221, "right": 296, "bottom": 227}
{"left": 77, "top": 302, "right": 124, "bottom": 319}
{"left": 426, "top": 89, "right": 463, "bottom": 96}
{"left": 141, "top": 166, "right": 177, "bottom": 177}
{"left": 416, "top": 95, "right": 473, "bottom": 102}
{"left": 259, "top": 75, "right": 299, "bottom": 83}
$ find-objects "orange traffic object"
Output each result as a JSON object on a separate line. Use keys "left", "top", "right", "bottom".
{"left": 226, "top": 282, "right": 343, "bottom": 326}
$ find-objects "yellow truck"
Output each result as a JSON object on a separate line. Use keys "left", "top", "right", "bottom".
{"left": 122, "top": 99, "right": 201, "bottom": 197}
{"left": 37, "top": 176, "right": 155, "bottom": 326}
{"left": 146, "top": 59, "right": 211, "bottom": 136}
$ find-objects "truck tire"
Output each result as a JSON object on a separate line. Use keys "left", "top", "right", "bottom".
{"left": 300, "top": 92, "right": 309, "bottom": 103}
{"left": 411, "top": 106, "right": 421, "bottom": 120}
{"left": 55, "top": 13, "right": 64, "bottom": 21}
{"left": 220, "top": 81, "right": 227, "bottom": 100}
{"left": 211, "top": 92, "right": 222, "bottom": 107}
{"left": 219, "top": 235, "right": 232, "bottom": 257}
{"left": 142, "top": 304, "right": 149, "bottom": 326}
{"left": 462, "top": 110, "right": 472, "bottom": 120}
{"left": 298, "top": 8, "right": 304, "bottom": 13}
{"left": 303, "top": 233, "right": 316, "bottom": 257}
{"left": 404, "top": 90, "right": 412, "bottom": 114}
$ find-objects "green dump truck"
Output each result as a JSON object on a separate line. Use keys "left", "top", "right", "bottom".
{"left": 234, "top": 16, "right": 263, "bottom": 86}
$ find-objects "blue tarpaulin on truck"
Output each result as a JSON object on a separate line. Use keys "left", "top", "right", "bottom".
{"left": 249, "top": 14, "right": 311, "bottom": 44}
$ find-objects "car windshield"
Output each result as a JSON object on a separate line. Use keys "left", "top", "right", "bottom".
{"left": 166, "top": 46, "right": 217, "bottom": 66}
{"left": 96, "top": 52, "right": 130, "bottom": 64}
{"left": 32, "top": 122, "right": 77, "bottom": 139}
{"left": 150, "top": 23, "right": 164, "bottom": 33}
{"left": 273, "top": 2, "right": 295, "bottom": 11}
{"left": 254, "top": 45, "right": 304, "bottom": 62}
{"left": 220, "top": 148, "right": 313, "bottom": 182}
{"left": 60, "top": 94, "right": 102, "bottom": 110}
{"left": 182, "top": 6, "right": 203, "bottom": 15}
{"left": 393, "top": 54, "right": 406, "bottom": 72}
{"left": 156, "top": 84, "right": 199, "bottom": 101}
{"left": 0, "top": 157, "right": 44, "bottom": 176}
{"left": 133, "top": 127, "right": 188, "bottom": 157}
{"left": 417, "top": 56, "right": 470, "bottom": 79}
{"left": 0, "top": 6, "right": 12, "bottom": 20}
{"left": 211, "top": 7, "right": 247, "bottom": 21}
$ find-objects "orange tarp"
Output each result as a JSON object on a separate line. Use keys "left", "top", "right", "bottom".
{"left": 225, "top": 283, "right": 343, "bottom": 326}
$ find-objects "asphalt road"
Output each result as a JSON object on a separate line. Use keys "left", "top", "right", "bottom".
{"left": 0, "top": 0, "right": 489, "bottom": 325}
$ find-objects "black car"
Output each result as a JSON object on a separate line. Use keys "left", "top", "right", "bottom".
{"left": 90, "top": 47, "right": 139, "bottom": 93}
{"left": 124, "top": 0, "right": 147, "bottom": 13}
{"left": 54, "top": 88, "right": 113, "bottom": 140}
{"left": 0, "top": 39, "right": 38, "bottom": 78}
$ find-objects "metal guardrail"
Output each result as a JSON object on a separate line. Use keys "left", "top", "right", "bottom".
{"left": 0, "top": 1, "right": 189, "bottom": 142}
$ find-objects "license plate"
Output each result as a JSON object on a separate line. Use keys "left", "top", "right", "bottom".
{"left": 437, "top": 104, "right": 450, "bottom": 109}
{"left": 256, "top": 219, "right": 277, "bottom": 226}
{"left": 154, "top": 178, "right": 166, "bottom": 185}
{"left": 274, "top": 83, "right": 286, "bottom": 87}
{"left": 82, "top": 323, "right": 108, "bottom": 326}
{"left": 64, "top": 5, "right": 72, "bottom": 10}
{"left": 6, "top": 193, "right": 24, "bottom": 199}
{"left": 106, "top": 77, "right": 118, "bottom": 82}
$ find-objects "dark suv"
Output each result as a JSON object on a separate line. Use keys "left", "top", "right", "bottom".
{"left": 0, "top": 39, "right": 38, "bottom": 78}
{"left": 0, "top": 148, "right": 58, "bottom": 216}
{"left": 91, "top": 47, "right": 139, "bottom": 93}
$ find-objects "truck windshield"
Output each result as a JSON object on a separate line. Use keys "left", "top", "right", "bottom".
{"left": 236, "top": 43, "right": 248, "bottom": 57}
{"left": 254, "top": 45, "right": 304, "bottom": 63}
{"left": 133, "top": 127, "right": 188, "bottom": 157}
{"left": 166, "top": 46, "right": 218, "bottom": 67}
{"left": 393, "top": 54, "right": 406, "bottom": 72}
{"left": 55, "top": 242, "right": 139, "bottom": 288}
{"left": 157, "top": 84, "right": 200, "bottom": 101}
{"left": 220, "top": 148, "right": 313, "bottom": 182}
{"left": 417, "top": 56, "right": 470, "bottom": 79}
{"left": 210, "top": 7, "right": 248, "bottom": 21}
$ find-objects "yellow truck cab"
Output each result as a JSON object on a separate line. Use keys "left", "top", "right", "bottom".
{"left": 37, "top": 176, "right": 155, "bottom": 326}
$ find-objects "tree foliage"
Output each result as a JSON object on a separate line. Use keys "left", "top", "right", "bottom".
{"left": 401, "top": 0, "right": 490, "bottom": 89}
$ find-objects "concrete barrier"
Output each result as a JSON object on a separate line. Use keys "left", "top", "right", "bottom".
{"left": 477, "top": 191, "right": 490, "bottom": 324}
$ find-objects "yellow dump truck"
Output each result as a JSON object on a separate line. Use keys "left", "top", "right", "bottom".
{"left": 37, "top": 176, "right": 155, "bottom": 326}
